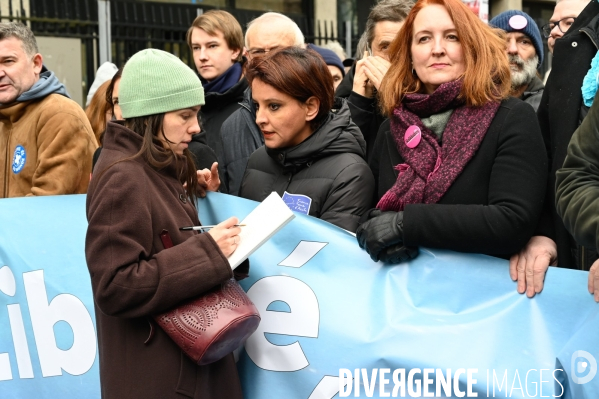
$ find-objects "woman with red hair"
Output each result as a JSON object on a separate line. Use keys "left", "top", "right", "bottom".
{"left": 357, "top": 0, "right": 548, "bottom": 272}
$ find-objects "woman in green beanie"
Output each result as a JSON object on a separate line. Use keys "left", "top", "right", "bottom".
{"left": 85, "top": 48, "right": 245, "bottom": 398}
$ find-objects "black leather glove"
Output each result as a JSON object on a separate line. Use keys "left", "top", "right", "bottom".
{"left": 358, "top": 208, "right": 383, "bottom": 225}
{"left": 378, "top": 244, "right": 419, "bottom": 264}
{"left": 356, "top": 210, "right": 405, "bottom": 262}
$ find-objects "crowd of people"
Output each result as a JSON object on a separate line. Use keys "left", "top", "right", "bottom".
{"left": 1, "top": 0, "right": 599, "bottom": 396}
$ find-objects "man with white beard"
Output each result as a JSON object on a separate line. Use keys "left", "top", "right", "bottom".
{"left": 490, "top": 10, "right": 545, "bottom": 111}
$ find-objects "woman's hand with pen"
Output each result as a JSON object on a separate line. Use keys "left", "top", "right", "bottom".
{"left": 207, "top": 216, "right": 241, "bottom": 257}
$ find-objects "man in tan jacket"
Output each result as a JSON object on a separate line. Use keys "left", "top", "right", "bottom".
{"left": 0, "top": 22, "right": 97, "bottom": 197}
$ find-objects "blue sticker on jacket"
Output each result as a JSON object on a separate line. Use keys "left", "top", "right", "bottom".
{"left": 282, "top": 191, "right": 312, "bottom": 215}
{"left": 12, "top": 145, "right": 26, "bottom": 174}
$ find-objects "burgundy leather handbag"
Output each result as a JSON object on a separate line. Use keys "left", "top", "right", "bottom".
{"left": 154, "top": 230, "right": 260, "bottom": 366}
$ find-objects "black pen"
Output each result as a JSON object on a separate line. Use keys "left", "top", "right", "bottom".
{"left": 179, "top": 224, "right": 246, "bottom": 231}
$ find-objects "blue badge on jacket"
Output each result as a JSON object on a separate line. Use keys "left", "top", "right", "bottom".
{"left": 12, "top": 145, "right": 26, "bottom": 174}
{"left": 282, "top": 191, "right": 312, "bottom": 215}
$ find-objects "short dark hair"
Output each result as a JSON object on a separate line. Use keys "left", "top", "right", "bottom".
{"left": 245, "top": 47, "right": 334, "bottom": 130}
{"left": 365, "top": 0, "right": 414, "bottom": 47}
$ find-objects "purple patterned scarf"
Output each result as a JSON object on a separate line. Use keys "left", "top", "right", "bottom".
{"left": 377, "top": 80, "right": 500, "bottom": 211}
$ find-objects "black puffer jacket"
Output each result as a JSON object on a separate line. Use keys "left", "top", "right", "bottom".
{"left": 239, "top": 99, "right": 375, "bottom": 232}
{"left": 537, "top": 0, "right": 599, "bottom": 269}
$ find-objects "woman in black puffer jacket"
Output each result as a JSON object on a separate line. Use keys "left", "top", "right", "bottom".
{"left": 239, "top": 47, "right": 375, "bottom": 232}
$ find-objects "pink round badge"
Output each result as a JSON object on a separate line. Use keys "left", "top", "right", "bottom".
{"left": 404, "top": 125, "right": 421, "bottom": 149}
{"left": 508, "top": 15, "right": 528, "bottom": 30}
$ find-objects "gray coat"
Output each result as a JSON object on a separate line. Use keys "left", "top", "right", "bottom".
{"left": 520, "top": 75, "right": 544, "bottom": 111}
{"left": 219, "top": 88, "right": 263, "bottom": 196}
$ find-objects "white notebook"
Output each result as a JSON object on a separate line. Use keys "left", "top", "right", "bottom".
{"left": 228, "top": 192, "right": 295, "bottom": 269}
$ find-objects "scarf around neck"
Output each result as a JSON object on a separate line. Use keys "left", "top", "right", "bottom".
{"left": 202, "top": 62, "right": 242, "bottom": 94}
{"left": 377, "top": 79, "right": 500, "bottom": 212}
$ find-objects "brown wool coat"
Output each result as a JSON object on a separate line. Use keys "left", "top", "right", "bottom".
{"left": 85, "top": 122, "right": 243, "bottom": 399}
{"left": 0, "top": 93, "right": 98, "bottom": 197}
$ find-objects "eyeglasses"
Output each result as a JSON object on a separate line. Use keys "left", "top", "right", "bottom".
{"left": 541, "top": 17, "right": 576, "bottom": 38}
{"left": 247, "top": 46, "right": 280, "bottom": 57}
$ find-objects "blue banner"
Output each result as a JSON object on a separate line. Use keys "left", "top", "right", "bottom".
{"left": 0, "top": 193, "right": 598, "bottom": 398}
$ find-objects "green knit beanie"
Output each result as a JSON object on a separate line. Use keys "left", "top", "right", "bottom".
{"left": 119, "top": 49, "right": 205, "bottom": 118}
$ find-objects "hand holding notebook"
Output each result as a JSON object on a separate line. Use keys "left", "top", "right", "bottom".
{"left": 227, "top": 192, "right": 295, "bottom": 269}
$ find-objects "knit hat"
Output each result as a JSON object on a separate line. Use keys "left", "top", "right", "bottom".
{"left": 119, "top": 49, "right": 205, "bottom": 118}
{"left": 489, "top": 10, "right": 544, "bottom": 66}
{"left": 308, "top": 44, "right": 345, "bottom": 77}
{"left": 86, "top": 61, "right": 118, "bottom": 106}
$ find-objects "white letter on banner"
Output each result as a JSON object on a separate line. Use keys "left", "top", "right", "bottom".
{"left": 339, "top": 369, "right": 352, "bottom": 397}
{"left": 0, "top": 353, "right": 11, "bottom": 381}
{"left": 467, "top": 369, "right": 478, "bottom": 397}
{"left": 408, "top": 368, "right": 421, "bottom": 397}
{"left": 392, "top": 369, "right": 405, "bottom": 397}
{"left": 493, "top": 370, "right": 508, "bottom": 396}
{"left": 245, "top": 276, "right": 319, "bottom": 371}
{"left": 0, "top": 266, "right": 18, "bottom": 381}
{"left": 553, "top": 369, "right": 564, "bottom": 397}
{"left": 540, "top": 369, "right": 550, "bottom": 397}
{"left": 23, "top": 270, "right": 97, "bottom": 376}
{"left": 362, "top": 369, "right": 378, "bottom": 397}
{"left": 437, "top": 369, "right": 452, "bottom": 396}
{"left": 309, "top": 375, "right": 347, "bottom": 399}
{"left": 8, "top": 304, "right": 34, "bottom": 378}
{"left": 526, "top": 369, "right": 538, "bottom": 397}
{"left": 379, "top": 368, "right": 390, "bottom": 397}
{"left": 454, "top": 368, "right": 465, "bottom": 397}
{"left": 423, "top": 368, "right": 434, "bottom": 397}
{"left": 510, "top": 370, "right": 524, "bottom": 397}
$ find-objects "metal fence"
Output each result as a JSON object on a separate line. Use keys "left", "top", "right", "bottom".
{"left": 0, "top": 0, "right": 360, "bottom": 96}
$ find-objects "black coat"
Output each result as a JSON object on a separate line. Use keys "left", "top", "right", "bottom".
{"left": 335, "top": 63, "right": 386, "bottom": 162}
{"left": 371, "top": 98, "right": 547, "bottom": 258}
{"left": 189, "top": 76, "right": 248, "bottom": 168}
{"left": 537, "top": 0, "right": 599, "bottom": 268}
{"left": 239, "top": 99, "right": 375, "bottom": 232}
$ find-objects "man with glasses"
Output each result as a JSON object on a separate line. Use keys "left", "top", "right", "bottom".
{"left": 543, "top": 0, "right": 590, "bottom": 53}
{"left": 490, "top": 10, "right": 544, "bottom": 111}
